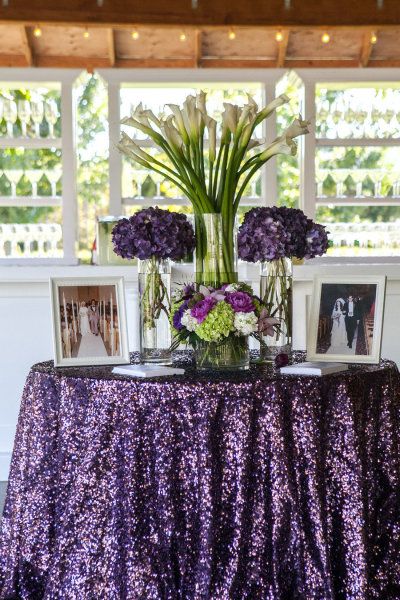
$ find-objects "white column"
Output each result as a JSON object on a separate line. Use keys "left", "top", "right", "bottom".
{"left": 110, "top": 293, "right": 114, "bottom": 355}
{"left": 108, "top": 81, "right": 122, "bottom": 216}
{"left": 261, "top": 81, "right": 279, "bottom": 207}
{"left": 61, "top": 80, "right": 79, "bottom": 264}
{"left": 299, "top": 77, "right": 316, "bottom": 219}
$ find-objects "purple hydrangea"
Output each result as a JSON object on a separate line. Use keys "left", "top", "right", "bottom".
{"left": 173, "top": 300, "right": 188, "bottom": 330}
{"left": 304, "top": 222, "right": 330, "bottom": 258}
{"left": 191, "top": 296, "right": 217, "bottom": 323}
{"left": 225, "top": 291, "right": 254, "bottom": 313}
{"left": 112, "top": 207, "right": 195, "bottom": 261}
{"left": 238, "top": 206, "right": 329, "bottom": 262}
{"left": 238, "top": 208, "right": 287, "bottom": 262}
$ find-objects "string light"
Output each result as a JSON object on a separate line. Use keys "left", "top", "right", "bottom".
{"left": 275, "top": 31, "right": 284, "bottom": 42}
{"left": 179, "top": 31, "right": 187, "bottom": 42}
{"left": 131, "top": 29, "right": 139, "bottom": 40}
{"left": 371, "top": 32, "right": 378, "bottom": 44}
{"left": 33, "top": 26, "right": 42, "bottom": 38}
{"left": 83, "top": 28, "right": 90, "bottom": 39}
{"left": 321, "top": 32, "right": 330, "bottom": 43}
{"left": 228, "top": 29, "right": 236, "bottom": 40}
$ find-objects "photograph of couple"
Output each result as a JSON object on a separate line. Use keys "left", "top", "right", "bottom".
{"left": 316, "top": 283, "right": 377, "bottom": 356}
{"left": 57, "top": 284, "right": 121, "bottom": 360}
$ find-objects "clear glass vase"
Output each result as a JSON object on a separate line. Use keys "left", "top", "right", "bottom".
{"left": 194, "top": 212, "right": 237, "bottom": 288}
{"left": 260, "top": 257, "right": 292, "bottom": 360}
{"left": 195, "top": 336, "right": 250, "bottom": 371}
{"left": 138, "top": 257, "right": 171, "bottom": 363}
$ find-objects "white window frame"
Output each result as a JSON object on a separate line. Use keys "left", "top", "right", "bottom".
{"left": 98, "top": 68, "right": 287, "bottom": 216}
{"left": 0, "top": 68, "right": 81, "bottom": 266}
{"left": 297, "top": 68, "right": 400, "bottom": 264}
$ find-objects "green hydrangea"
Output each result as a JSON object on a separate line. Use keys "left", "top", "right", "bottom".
{"left": 195, "top": 301, "right": 235, "bottom": 342}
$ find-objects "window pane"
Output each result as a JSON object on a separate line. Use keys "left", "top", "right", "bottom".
{"left": 0, "top": 206, "right": 62, "bottom": 258}
{"left": 316, "top": 84, "right": 400, "bottom": 139}
{"left": 317, "top": 206, "right": 400, "bottom": 257}
{"left": 0, "top": 85, "right": 61, "bottom": 139}
{"left": 316, "top": 146, "right": 399, "bottom": 199}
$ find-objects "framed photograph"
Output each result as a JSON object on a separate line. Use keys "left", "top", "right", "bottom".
{"left": 50, "top": 276, "right": 130, "bottom": 367}
{"left": 307, "top": 276, "right": 386, "bottom": 364}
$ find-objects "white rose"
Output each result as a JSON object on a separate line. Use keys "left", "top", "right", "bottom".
{"left": 181, "top": 309, "right": 198, "bottom": 332}
{"left": 234, "top": 312, "right": 258, "bottom": 336}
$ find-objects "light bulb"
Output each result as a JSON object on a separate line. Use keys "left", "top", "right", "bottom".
{"left": 83, "top": 28, "right": 90, "bottom": 39}
{"left": 179, "top": 31, "right": 187, "bottom": 42}
{"left": 131, "top": 29, "right": 139, "bottom": 40}
{"left": 371, "top": 32, "right": 378, "bottom": 44}
{"left": 275, "top": 31, "right": 284, "bottom": 42}
{"left": 321, "top": 32, "right": 330, "bottom": 44}
{"left": 228, "top": 29, "right": 236, "bottom": 40}
{"left": 33, "top": 26, "right": 42, "bottom": 38}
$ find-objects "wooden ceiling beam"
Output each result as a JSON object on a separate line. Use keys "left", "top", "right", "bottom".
{"left": 359, "top": 30, "right": 374, "bottom": 67}
{"left": 19, "top": 25, "right": 33, "bottom": 66}
{"left": 0, "top": 1, "right": 399, "bottom": 28}
{"left": 194, "top": 29, "right": 202, "bottom": 68}
{"left": 107, "top": 28, "right": 115, "bottom": 67}
{"left": 199, "top": 58, "right": 277, "bottom": 68}
{"left": 276, "top": 30, "right": 290, "bottom": 68}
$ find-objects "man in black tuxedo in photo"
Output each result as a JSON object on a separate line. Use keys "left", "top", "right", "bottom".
{"left": 343, "top": 295, "right": 362, "bottom": 349}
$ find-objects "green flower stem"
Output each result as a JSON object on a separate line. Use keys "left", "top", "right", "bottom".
{"left": 141, "top": 257, "right": 170, "bottom": 331}
{"left": 261, "top": 258, "right": 292, "bottom": 345}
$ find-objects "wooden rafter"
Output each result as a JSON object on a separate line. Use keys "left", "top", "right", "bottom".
{"left": 359, "top": 30, "right": 374, "bottom": 67}
{"left": 276, "top": 29, "right": 290, "bottom": 68}
{"left": 19, "top": 25, "right": 33, "bottom": 66}
{"left": 194, "top": 29, "right": 202, "bottom": 68}
{"left": 107, "top": 28, "right": 115, "bottom": 67}
{"left": 0, "top": 1, "right": 399, "bottom": 27}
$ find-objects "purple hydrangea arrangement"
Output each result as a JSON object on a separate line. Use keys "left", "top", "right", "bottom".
{"left": 238, "top": 206, "right": 329, "bottom": 262}
{"left": 112, "top": 207, "right": 195, "bottom": 262}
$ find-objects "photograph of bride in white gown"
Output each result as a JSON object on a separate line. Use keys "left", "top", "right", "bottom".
{"left": 56, "top": 284, "right": 122, "bottom": 360}
{"left": 314, "top": 283, "right": 379, "bottom": 357}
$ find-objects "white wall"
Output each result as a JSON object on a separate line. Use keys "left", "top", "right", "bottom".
{"left": 0, "top": 262, "right": 398, "bottom": 480}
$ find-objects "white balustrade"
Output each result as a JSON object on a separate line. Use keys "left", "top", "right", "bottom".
{"left": 0, "top": 223, "right": 62, "bottom": 258}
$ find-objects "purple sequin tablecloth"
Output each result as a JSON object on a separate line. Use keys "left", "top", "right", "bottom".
{"left": 0, "top": 353, "right": 399, "bottom": 599}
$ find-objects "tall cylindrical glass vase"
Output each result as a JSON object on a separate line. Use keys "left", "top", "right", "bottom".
{"left": 260, "top": 257, "right": 292, "bottom": 360}
{"left": 138, "top": 257, "right": 171, "bottom": 363}
{"left": 194, "top": 212, "right": 237, "bottom": 288}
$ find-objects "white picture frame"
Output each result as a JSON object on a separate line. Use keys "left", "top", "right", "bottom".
{"left": 50, "top": 276, "right": 130, "bottom": 367}
{"left": 307, "top": 275, "right": 386, "bottom": 364}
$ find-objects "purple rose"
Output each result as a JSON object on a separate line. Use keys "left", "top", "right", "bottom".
{"left": 191, "top": 296, "right": 216, "bottom": 323}
{"left": 225, "top": 291, "right": 254, "bottom": 313}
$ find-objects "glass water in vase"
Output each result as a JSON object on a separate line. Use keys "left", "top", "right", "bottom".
{"left": 138, "top": 257, "right": 171, "bottom": 363}
{"left": 195, "top": 335, "right": 250, "bottom": 371}
{"left": 260, "top": 257, "right": 292, "bottom": 360}
{"left": 194, "top": 212, "right": 237, "bottom": 288}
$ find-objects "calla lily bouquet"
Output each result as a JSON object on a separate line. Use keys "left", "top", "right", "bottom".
{"left": 118, "top": 91, "right": 309, "bottom": 284}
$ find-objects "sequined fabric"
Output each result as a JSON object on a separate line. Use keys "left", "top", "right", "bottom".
{"left": 1, "top": 353, "right": 399, "bottom": 599}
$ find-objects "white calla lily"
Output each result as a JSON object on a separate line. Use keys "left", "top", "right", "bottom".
{"left": 259, "top": 135, "right": 297, "bottom": 161}
{"left": 167, "top": 104, "right": 189, "bottom": 144}
{"left": 284, "top": 117, "right": 310, "bottom": 140}
{"left": 222, "top": 103, "right": 240, "bottom": 134}
{"left": 204, "top": 115, "right": 217, "bottom": 162}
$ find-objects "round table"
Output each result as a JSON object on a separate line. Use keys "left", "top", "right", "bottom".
{"left": 0, "top": 353, "right": 399, "bottom": 599}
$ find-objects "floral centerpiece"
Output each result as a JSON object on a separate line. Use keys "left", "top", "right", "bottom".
{"left": 171, "top": 282, "right": 278, "bottom": 370}
{"left": 117, "top": 93, "right": 309, "bottom": 287}
{"left": 238, "top": 206, "right": 329, "bottom": 358}
{"left": 112, "top": 207, "right": 195, "bottom": 363}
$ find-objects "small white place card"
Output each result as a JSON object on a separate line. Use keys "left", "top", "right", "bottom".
{"left": 112, "top": 364, "right": 185, "bottom": 378}
{"left": 280, "top": 361, "right": 348, "bottom": 376}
